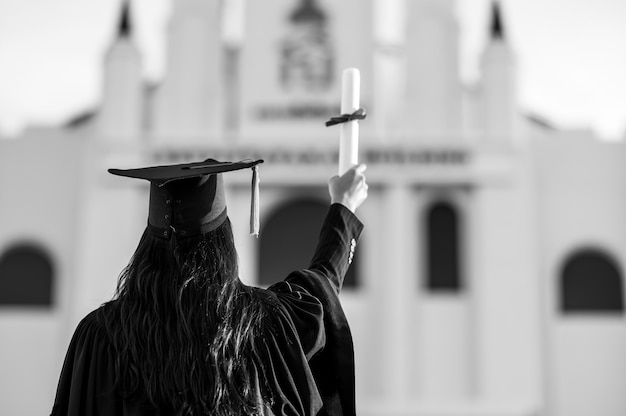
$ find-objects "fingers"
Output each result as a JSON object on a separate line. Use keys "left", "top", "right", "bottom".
{"left": 354, "top": 165, "right": 367, "bottom": 189}
{"left": 354, "top": 163, "right": 367, "bottom": 174}
{"left": 339, "top": 164, "right": 367, "bottom": 180}
{"left": 342, "top": 164, "right": 367, "bottom": 192}
{"left": 328, "top": 164, "right": 369, "bottom": 212}
{"left": 343, "top": 164, "right": 367, "bottom": 178}
{"left": 356, "top": 174, "right": 368, "bottom": 194}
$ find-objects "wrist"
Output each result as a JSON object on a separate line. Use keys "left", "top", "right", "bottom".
{"left": 330, "top": 199, "right": 355, "bottom": 213}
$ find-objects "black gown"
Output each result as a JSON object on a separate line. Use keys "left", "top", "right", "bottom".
{"left": 51, "top": 203, "right": 363, "bottom": 416}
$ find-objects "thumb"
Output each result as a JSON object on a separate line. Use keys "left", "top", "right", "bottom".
{"left": 354, "top": 163, "right": 367, "bottom": 174}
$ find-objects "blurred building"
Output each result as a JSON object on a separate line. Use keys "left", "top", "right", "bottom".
{"left": 1, "top": 0, "right": 625, "bottom": 415}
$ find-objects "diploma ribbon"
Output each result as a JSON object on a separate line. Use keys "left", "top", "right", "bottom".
{"left": 325, "top": 108, "right": 367, "bottom": 127}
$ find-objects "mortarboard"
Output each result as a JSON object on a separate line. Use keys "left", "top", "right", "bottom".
{"left": 108, "top": 158, "right": 264, "bottom": 239}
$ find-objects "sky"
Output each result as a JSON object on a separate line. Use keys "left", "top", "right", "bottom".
{"left": 0, "top": 0, "right": 625, "bottom": 140}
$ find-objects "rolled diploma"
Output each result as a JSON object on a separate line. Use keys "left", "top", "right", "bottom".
{"left": 339, "top": 68, "right": 360, "bottom": 176}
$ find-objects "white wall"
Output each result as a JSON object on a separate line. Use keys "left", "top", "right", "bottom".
{"left": 0, "top": 138, "right": 83, "bottom": 415}
{"left": 535, "top": 134, "right": 626, "bottom": 416}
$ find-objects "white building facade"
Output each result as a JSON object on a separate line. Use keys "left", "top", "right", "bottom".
{"left": 0, "top": 1, "right": 625, "bottom": 415}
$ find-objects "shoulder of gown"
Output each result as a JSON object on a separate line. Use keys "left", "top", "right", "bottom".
{"left": 51, "top": 305, "right": 123, "bottom": 416}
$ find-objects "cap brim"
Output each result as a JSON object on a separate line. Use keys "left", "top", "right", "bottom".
{"left": 108, "top": 159, "right": 264, "bottom": 185}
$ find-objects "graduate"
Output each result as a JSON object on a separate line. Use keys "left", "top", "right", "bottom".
{"left": 50, "top": 158, "right": 368, "bottom": 416}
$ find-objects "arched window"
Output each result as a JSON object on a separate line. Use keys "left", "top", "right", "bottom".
{"left": 259, "top": 198, "right": 358, "bottom": 288}
{"left": 0, "top": 243, "right": 54, "bottom": 307}
{"left": 561, "top": 249, "right": 624, "bottom": 314}
{"left": 425, "top": 201, "right": 462, "bottom": 292}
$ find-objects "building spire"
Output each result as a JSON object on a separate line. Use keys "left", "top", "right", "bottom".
{"left": 490, "top": 1, "right": 505, "bottom": 40}
{"left": 290, "top": 0, "right": 326, "bottom": 23}
{"left": 118, "top": 0, "right": 132, "bottom": 38}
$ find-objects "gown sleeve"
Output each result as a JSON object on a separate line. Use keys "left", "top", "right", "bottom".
{"left": 51, "top": 308, "right": 122, "bottom": 416}
{"left": 265, "top": 203, "right": 364, "bottom": 416}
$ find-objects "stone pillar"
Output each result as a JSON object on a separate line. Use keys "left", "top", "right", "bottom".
{"left": 479, "top": 2, "right": 518, "bottom": 140}
{"left": 70, "top": 145, "right": 147, "bottom": 326}
{"left": 98, "top": 2, "right": 143, "bottom": 139}
{"left": 377, "top": 184, "right": 413, "bottom": 401}
{"left": 470, "top": 163, "right": 541, "bottom": 407}
{"left": 154, "top": 0, "right": 223, "bottom": 141}
{"left": 405, "top": 0, "right": 462, "bottom": 139}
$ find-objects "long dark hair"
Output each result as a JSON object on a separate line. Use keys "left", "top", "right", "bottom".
{"left": 103, "top": 218, "right": 270, "bottom": 415}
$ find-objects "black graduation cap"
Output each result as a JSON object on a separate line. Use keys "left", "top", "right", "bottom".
{"left": 108, "top": 158, "right": 264, "bottom": 239}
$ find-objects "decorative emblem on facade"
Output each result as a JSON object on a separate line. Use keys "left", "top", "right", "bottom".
{"left": 280, "top": 0, "right": 334, "bottom": 92}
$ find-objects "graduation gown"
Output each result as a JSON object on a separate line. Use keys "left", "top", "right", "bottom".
{"left": 51, "top": 203, "right": 363, "bottom": 416}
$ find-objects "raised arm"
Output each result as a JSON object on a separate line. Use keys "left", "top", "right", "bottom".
{"left": 308, "top": 164, "right": 368, "bottom": 293}
{"left": 266, "top": 165, "right": 367, "bottom": 416}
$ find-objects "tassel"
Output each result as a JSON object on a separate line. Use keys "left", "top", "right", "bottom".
{"left": 250, "top": 165, "right": 260, "bottom": 237}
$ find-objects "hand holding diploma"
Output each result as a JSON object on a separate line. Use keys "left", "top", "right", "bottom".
{"left": 329, "top": 163, "right": 368, "bottom": 214}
